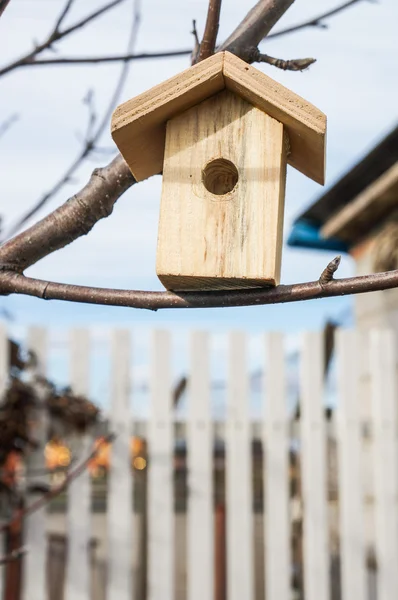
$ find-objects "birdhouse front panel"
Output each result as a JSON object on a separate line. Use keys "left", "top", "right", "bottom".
{"left": 156, "top": 90, "right": 287, "bottom": 291}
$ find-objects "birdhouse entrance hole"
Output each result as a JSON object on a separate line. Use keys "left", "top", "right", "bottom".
{"left": 202, "top": 158, "right": 239, "bottom": 196}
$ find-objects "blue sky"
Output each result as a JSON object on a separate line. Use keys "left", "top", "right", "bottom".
{"left": 0, "top": 0, "right": 397, "bottom": 406}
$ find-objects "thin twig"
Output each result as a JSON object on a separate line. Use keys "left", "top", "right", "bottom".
{"left": 17, "top": 49, "right": 192, "bottom": 68}
{"left": 195, "top": 0, "right": 222, "bottom": 64}
{"left": 191, "top": 20, "right": 200, "bottom": 64}
{"left": 0, "top": 268, "right": 397, "bottom": 311}
{"left": 0, "top": 434, "right": 115, "bottom": 534}
{"left": 0, "top": 0, "right": 128, "bottom": 78}
{"left": 255, "top": 51, "right": 316, "bottom": 71}
{"left": 0, "top": 113, "right": 18, "bottom": 140}
{"left": 52, "top": 0, "right": 76, "bottom": 34}
{"left": 4, "top": 0, "right": 141, "bottom": 238}
{"left": 319, "top": 256, "right": 341, "bottom": 285}
{"left": 267, "top": 0, "right": 370, "bottom": 39}
{"left": 0, "top": 546, "right": 26, "bottom": 567}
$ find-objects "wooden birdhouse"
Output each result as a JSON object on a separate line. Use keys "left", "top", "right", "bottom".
{"left": 111, "top": 52, "right": 326, "bottom": 291}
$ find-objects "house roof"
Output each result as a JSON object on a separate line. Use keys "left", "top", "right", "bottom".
{"left": 111, "top": 51, "right": 326, "bottom": 184}
{"left": 288, "top": 124, "right": 398, "bottom": 252}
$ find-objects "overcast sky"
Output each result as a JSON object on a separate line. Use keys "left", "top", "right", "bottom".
{"left": 0, "top": 0, "right": 397, "bottom": 402}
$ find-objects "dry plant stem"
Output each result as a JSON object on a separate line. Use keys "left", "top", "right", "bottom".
{"left": 0, "top": 434, "right": 115, "bottom": 535}
{"left": 0, "top": 156, "right": 135, "bottom": 271}
{"left": 267, "top": 0, "right": 368, "bottom": 39}
{"left": 1, "top": 269, "right": 397, "bottom": 311}
{"left": 196, "top": 0, "right": 222, "bottom": 63}
{"left": 0, "top": 0, "right": 128, "bottom": 78}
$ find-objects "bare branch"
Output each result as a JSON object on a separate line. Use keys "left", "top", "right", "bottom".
{"left": 191, "top": 20, "right": 200, "bottom": 64}
{"left": 268, "top": 0, "right": 370, "bottom": 39}
{"left": 0, "top": 434, "right": 115, "bottom": 534}
{"left": 0, "top": 155, "right": 134, "bottom": 272}
{"left": 15, "top": 49, "right": 192, "bottom": 69}
{"left": 0, "top": 0, "right": 11, "bottom": 19}
{"left": 254, "top": 51, "right": 316, "bottom": 71}
{"left": 219, "top": 0, "right": 295, "bottom": 61}
{"left": 0, "top": 0, "right": 128, "bottom": 78}
{"left": 319, "top": 256, "right": 341, "bottom": 285}
{"left": 4, "top": 0, "right": 141, "bottom": 238}
{"left": 52, "top": 0, "right": 76, "bottom": 34}
{"left": 0, "top": 268, "right": 397, "bottom": 312}
{"left": 195, "top": 0, "right": 222, "bottom": 64}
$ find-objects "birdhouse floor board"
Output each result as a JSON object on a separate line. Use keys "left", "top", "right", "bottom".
{"left": 111, "top": 51, "right": 326, "bottom": 184}
{"left": 157, "top": 275, "right": 276, "bottom": 292}
{"left": 156, "top": 90, "right": 287, "bottom": 292}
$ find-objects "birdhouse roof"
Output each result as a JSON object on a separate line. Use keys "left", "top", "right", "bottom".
{"left": 111, "top": 51, "right": 326, "bottom": 184}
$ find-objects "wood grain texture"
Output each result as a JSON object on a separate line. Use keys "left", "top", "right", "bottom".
{"left": 111, "top": 53, "right": 224, "bottom": 182}
{"left": 321, "top": 162, "right": 398, "bottom": 241}
{"left": 223, "top": 52, "right": 326, "bottom": 184}
{"left": 156, "top": 90, "right": 287, "bottom": 291}
{"left": 111, "top": 52, "right": 326, "bottom": 184}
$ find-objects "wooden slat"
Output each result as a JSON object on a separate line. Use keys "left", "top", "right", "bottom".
{"left": 370, "top": 330, "right": 398, "bottom": 600}
{"left": 65, "top": 329, "right": 92, "bottom": 600}
{"left": 187, "top": 332, "right": 213, "bottom": 600}
{"left": 226, "top": 332, "right": 254, "bottom": 600}
{"left": 336, "top": 330, "right": 366, "bottom": 600}
{"left": 264, "top": 333, "right": 290, "bottom": 600}
{"left": 148, "top": 330, "right": 174, "bottom": 600}
{"left": 0, "top": 324, "right": 8, "bottom": 599}
{"left": 111, "top": 53, "right": 224, "bottom": 181}
{"left": 321, "top": 162, "right": 398, "bottom": 241}
{"left": 157, "top": 90, "right": 286, "bottom": 290}
{"left": 22, "top": 327, "right": 48, "bottom": 600}
{"left": 107, "top": 330, "right": 133, "bottom": 600}
{"left": 300, "top": 332, "right": 330, "bottom": 600}
{"left": 223, "top": 52, "right": 326, "bottom": 184}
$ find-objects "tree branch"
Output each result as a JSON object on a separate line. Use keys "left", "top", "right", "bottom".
{"left": 4, "top": 0, "right": 141, "bottom": 238}
{"left": 195, "top": 0, "right": 222, "bottom": 64}
{"left": 0, "top": 268, "right": 397, "bottom": 312}
{"left": 254, "top": 51, "right": 316, "bottom": 71}
{"left": 0, "top": 0, "right": 11, "bottom": 19}
{"left": 219, "top": 0, "right": 295, "bottom": 62}
{"left": 0, "top": 155, "right": 134, "bottom": 272}
{"left": 13, "top": 49, "right": 193, "bottom": 69}
{"left": 0, "top": 0, "right": 128, "bottom": 78}
{"left": 267, "top": 0, "right": 370, "bottom": 39}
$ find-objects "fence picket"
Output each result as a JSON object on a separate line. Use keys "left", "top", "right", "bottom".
{"left": 65, "top": 329, "right": 92, "bottom": 600}
{"left": 370, "top": 330, "right": 398, "bottom": 600}
{"left": 226, "top": 332, "right": 254, "bottom": 600}
{"left": 148, "top": 330, "right": 173, "bottom": 600}
{"left": 187, "top": 332, "right": 213, "bottom": 600}
{"left": 0, "top": 324, "right": 8, "bottom": 599}
{"left": 336, "top": 330, "right": 366, "bottom": 600}
{"left": 300, "top": 332, "right": 329, "bottom": 600}
{"left": 22, "top": 328, "right": 48, "bottom": 600}
{"left": 264, "top": 332, "right": 290, "bottom": 600}
{"left": 107, "top": 330, "right": 133, "bottom": 600}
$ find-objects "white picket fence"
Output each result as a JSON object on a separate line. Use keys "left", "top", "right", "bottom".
{"left": 0, "top": 325, "right": 397, "bottom": 600}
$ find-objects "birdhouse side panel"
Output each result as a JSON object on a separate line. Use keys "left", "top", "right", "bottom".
{"left": 156, "top": 90, "right": 287, "bottom": 291}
